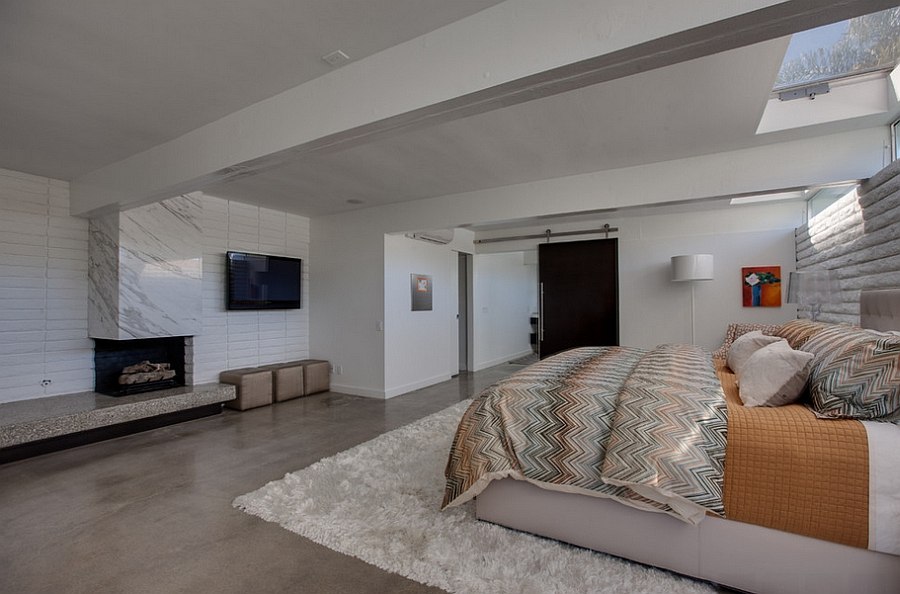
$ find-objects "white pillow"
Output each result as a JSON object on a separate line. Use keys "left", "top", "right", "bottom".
{"left": 726, "top": 330, "right": 784, "bottom": 376}
{"left": 738, "top": 340, "right": 814, "bottom": 407}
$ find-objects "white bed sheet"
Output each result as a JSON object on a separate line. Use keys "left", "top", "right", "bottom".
{"left": 864, "top": 420, "right": 900, "bottom": 555}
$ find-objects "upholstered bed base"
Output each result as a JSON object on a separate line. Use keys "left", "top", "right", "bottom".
{"left": 477, "top": 478, "right": 900, "bottom": 594}
{"left": 475, "top": 289, "right": 900, "bottom": 594}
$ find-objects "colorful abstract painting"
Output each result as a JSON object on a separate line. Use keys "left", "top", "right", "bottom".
{"left": 742, "top": 266, "right": 781, "bottom": 307}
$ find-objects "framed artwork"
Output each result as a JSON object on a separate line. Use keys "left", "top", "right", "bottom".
{"left": 742, "top": 266, "right": 781, "bottom": 307}
{"left": 411, "top": 273, "right": 433, "bottom": 311}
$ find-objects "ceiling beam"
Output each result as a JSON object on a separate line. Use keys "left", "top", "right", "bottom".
{"left": 69, "top": 0, "right": 895, "bottom": 216}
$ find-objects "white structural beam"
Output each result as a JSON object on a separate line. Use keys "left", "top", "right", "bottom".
{"left": 69, "top": 0, "right": 893, "bottom": 215}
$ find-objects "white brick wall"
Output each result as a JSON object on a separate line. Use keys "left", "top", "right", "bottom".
{"left": 0, "top": 169, "right": 311, "bottom": 402}
{"left": 795, "top": 160, "right": 900, "bottom": 323}
{"left": 0, "top": 168, "right": 92, "bottom": 403}
{"left": 192, "top": 195, "right": 310, "bottom": 383}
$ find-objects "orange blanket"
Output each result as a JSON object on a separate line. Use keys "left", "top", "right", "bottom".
{"left": 717, "top": 361, "right": 869, "bottom": 548}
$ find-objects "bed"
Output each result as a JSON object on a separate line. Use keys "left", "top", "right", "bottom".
{"left": 443, "top": 289, "right": 900, "bottom": 594}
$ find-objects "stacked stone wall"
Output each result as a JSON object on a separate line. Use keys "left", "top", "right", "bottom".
{"left": 796, "top": 160, "right": 900, "bottom": 323}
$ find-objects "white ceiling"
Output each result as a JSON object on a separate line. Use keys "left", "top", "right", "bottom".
{"left": 0, "top": 0, "right": 504, "bottom": 179}
{"left": 205, "top": 36, "right": 897, "bottom": 217}
{"left": 2, "top": 1, "right": 897, "bottom": 220}
{"left": 206, "top": 40, "right": 791, "bottom": 215}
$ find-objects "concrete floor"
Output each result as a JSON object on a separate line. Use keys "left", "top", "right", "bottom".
{"left": 0, "top": 364, "right": 515, "bottom": 594}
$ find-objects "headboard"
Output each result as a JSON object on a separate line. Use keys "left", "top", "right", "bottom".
{"left": 860, "top": 289, "right": 900, "bottom": 332}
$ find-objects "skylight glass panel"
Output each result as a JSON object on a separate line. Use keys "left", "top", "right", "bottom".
{"left": 775, "top": 7, "right": 900, "bottom": 90}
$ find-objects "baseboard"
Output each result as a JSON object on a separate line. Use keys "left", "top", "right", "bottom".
{"left": 383, "top": 373, "right": 453, "bottom": 399}
{"left": 474, "top": 349, "right": 533, "bottom": 372}
{"left": 329, "top": 383, "right": 386, "bottom": 399}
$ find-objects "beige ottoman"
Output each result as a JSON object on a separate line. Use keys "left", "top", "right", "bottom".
{"left": 260, "top": 362, "right": 305, "bottom": 402}
{"left": 219, "top": 368, "right": 273, "bottom": 410}
{"left": 298, "top": 359, "right": 330, "bottom": 395}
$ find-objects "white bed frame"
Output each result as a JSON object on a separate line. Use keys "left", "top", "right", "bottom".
{"left": 476, "top": 289, "right": 900, "bottom": 594}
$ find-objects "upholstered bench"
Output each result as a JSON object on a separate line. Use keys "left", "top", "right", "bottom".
{"left": 298, "top": 359, "right": 330, "bottom": 395}
{"left": 259, "top": 361, "right": 305, "bottom": 402}
{"left": 219, "top": 367, "right": 273, "bottom": 411}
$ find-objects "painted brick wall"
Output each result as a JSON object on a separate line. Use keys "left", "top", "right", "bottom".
{"left": 192, "top": 195, "right": 310, "bottom": 384}
{"left": 0, "top": 168, "right": 92, "bottom": 403}
{"left": 0, "top": 168, "right": 310, "bottom": 402}
{"left": 795, "top": 159, "right": 900, "bottom": 324}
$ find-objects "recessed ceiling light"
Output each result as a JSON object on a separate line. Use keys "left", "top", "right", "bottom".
{"left": 322, "top": 50, "right": 350, "bottom": 67}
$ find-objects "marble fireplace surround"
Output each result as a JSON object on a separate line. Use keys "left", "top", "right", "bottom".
{"left": 88, "top": 194, "right": 202, "bottom": 341}
{"left": 0, "top": 196, "right": 236, "bottom": 463}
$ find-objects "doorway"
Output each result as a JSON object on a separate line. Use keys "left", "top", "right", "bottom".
{"left": 457, "top": 252, "right": 473, "bottom": 372}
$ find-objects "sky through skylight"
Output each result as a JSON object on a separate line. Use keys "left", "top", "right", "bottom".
{"left": 775, "top": 7, "right": 900, "bottom": 90}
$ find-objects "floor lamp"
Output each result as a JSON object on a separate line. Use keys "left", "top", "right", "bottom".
{"left": 671, "top": 254, "right": 714, "bottom": 344}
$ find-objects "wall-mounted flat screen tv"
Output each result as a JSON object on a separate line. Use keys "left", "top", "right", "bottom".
{"left": 226, "top": 251, "right": 302, "bottom": 310}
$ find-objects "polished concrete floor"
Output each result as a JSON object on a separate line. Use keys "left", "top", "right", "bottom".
{"left": 0, "top": 364, "right": 515, "bottom": 594}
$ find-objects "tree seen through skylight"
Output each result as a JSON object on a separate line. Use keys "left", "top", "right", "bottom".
{"left": 775, "top": 7, "right": 900, "bottom": 89}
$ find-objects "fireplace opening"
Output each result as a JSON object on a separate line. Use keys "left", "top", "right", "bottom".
{"left": 94, "top": 337, "right": 186, "bottom": 397}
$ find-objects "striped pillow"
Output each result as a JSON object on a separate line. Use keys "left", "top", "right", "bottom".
{"left": 712, "top": 322, "right": 782, "bottom": 360}
{"left": 803, "top": 327, "right": 900, "bottom": 421}
{"left": 771, "top": 318, "right": 835, "bottom": 350}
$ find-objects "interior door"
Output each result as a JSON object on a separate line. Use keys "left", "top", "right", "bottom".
{"left": 538, "top": 238, "right": 618, "bottom": 359}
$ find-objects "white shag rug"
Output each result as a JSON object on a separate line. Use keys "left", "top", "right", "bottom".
{"left": 233, "top": 400, "right": 716, "bottom": 594}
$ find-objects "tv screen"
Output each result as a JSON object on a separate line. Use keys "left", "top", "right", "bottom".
{"left": 226, "top": 251, "right": 302, "bottom": 310}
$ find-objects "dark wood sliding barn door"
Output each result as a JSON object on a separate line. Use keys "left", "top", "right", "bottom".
{"left": 538, "top": 238, "right": 619, "bottom": 359}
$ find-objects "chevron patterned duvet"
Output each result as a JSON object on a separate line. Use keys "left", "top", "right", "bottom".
{"left": 442, "top": 345, "right": 728, "bottom": 524}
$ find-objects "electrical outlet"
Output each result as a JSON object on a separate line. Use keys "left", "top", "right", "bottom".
{"left": 336, "top": 365, "right": 343, "bottom": 375}
{"left": 40, "top": 379, "right": 52, "bottom": 387}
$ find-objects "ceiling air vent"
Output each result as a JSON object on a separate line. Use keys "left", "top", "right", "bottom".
{"left": 404, "top": 229, "right": 455, "bottom": 245}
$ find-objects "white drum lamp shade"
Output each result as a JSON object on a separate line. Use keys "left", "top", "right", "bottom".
{"left": 671, "top": 254, "right": 714, "bottom": 282}
{"left": 670, "top": 254, "right": 714, "bottom": 345}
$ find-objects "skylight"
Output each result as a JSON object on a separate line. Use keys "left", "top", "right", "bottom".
{"left": 775, "top": 7, "right": 900, "bottom": 90}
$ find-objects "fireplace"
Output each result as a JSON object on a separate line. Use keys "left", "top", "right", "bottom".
{"left": 94, "top": 337, "right": 187, "bottom": 397}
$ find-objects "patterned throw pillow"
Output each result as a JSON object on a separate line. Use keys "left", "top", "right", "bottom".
{"left": 711, "top": 322, "right": 783, "bottom": 360}
{"left": 803, "top": 326, "right": 900, "bottom": 421}
{"left": 771, "top": 318, "right": 835, "bottom": 349}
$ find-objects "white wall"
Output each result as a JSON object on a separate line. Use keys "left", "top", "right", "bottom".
{"left": 480, "top": 201, "right": 805, "bottom": 351}
{"left": 0, "top": 171, "right": 310, "bottom": 402}
{"left": 193, "top": 195, "right": 310, "bottom": 383}
{"left": 620, "top": 213, "right": 801, "bottom": 351}
{"left": 382, "top": 235, "right": 459, "bottom": 398}
{"left": 310, "top": 128, "right": 886, "bottom": 399}
{"left": 0, "top": 168, "right": 92, "bottom": 403}
{"left": 472, "top": 252, "right": 536, "bottom": 370}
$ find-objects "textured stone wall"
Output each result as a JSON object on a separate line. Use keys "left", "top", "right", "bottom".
{"left": 795, "top": 159, "right": 900, "bottom": 324}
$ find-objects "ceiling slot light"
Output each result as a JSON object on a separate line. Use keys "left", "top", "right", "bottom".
{"left": 729, "top": 191, "right": 805, "bottom": 205}
{"left": 322, "top": 50, "right": 350, "bottom": 67}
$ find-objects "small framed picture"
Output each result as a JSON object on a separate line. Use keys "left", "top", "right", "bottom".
{"left": 742, "top": 266, "right": 781, "bottom": 307}
{"left": 411, "top": 274, "right": 433, "bottom": 311}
